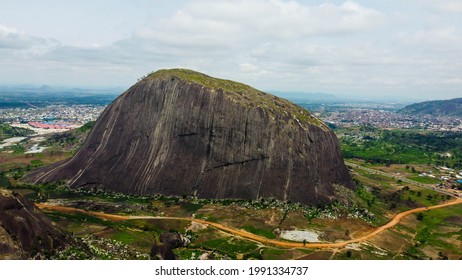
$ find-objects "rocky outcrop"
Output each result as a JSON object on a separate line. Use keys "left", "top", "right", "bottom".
{"left": 0, "top": 190, "right": 76, "bottom": 259}
{"left": 150, "top": 232, "right": 190, "bottom": 260}
{"left": 150, "top": 243, "right": 176, "bottom": 260}
{"left": 160, "top": 232, "right": 190, "bottom": 248}
{"left": 26, "top": 69, "right": 353, "bottom": 206}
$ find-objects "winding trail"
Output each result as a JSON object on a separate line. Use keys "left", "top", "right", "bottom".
{"left": 36, "top": 198, "right": 462, "bottom": 249}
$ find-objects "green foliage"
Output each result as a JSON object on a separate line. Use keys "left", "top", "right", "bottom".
{"left": 52, "top": 235, "right": 149, "bottom": 260}
{"left": 42, "top": 121, "right": 95, "bottom": 152}
{"left": 0, "top": 171, "right": 11, "bottom": 187}
{"left": 181, "top": 202, "right": 203, "bottom": 212}
{"left": 240, "top": 225, "right": 276, "bottom": 239}
{"left": 407, "top": 176, "right": 440, "bottom": 184}
{"left": 410, "top": 204, "right": 462, "bottom": 256}
{"left": 416, "top": 213, "right": 424, "bottom": 221}
{"left": 339, "top": 128, "right": 462, "bottom": 167}
{"left": 262, "top": 248, "right": 286, "bottom": 256}
{"left": 193, "top": 213, "right": 220, "bottom": 223}
{"left": 44, "top": 132, "right": 76, "bottom": 145}
{"left": 200, "top": 237, "right": 258, "bottom": 259}
{"left": 110, "top": 231, "right": 140, "bottom": 244}
{"left": 76, "top": 121, "right": 95, "bottom": 133}
{"left": 173, "top": 249, "right": 206, "bottom": 260}
{"left": 30, "top": 159, "right": 44, "bottom": 168}
{"left": 415, "top": 227, "right": 430, "bottom": 245}
{"left": 10, "top": 144, "right": 25, "bottom": 154}
{"left": 0, "top": 124, "right": 34, "bottom": 141}
{"left": 243, "top": 250, "right": 263, "bottom": 260}
{"left": 355, "top": 185, "right": 376, "bottom": 207}
{"left": 46, "top": 210, "right": 119, "bottom": 228}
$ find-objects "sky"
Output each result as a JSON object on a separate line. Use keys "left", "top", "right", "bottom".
{"left": 1, "top": 0, "right": 462, "bottom": 101}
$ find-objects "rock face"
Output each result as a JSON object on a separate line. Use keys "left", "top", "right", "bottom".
{"left": 26, "top": 69, "right": 353, "bottom": 206}
{"left": 150, "top": 243, "right": 176, "bottom": 260}
{"left": 0, "top": 190, "right": 75, "bottom": 259}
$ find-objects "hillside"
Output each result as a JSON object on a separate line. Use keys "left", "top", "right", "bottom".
{"left": 41, "top": 121, "right": 95, "bottom": 151}
{"left": 398, "top": 97, "right": 462, "bottom": 117}
{"left": 0, "top": 124, "right": 34, "bottom": 141}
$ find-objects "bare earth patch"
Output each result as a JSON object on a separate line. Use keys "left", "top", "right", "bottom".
{"left": 279, "top": 230, "right": 320, "bottom": 242}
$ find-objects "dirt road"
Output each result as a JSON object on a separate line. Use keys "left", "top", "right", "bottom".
{"left": 36, "top": 198, "right": 462, "bottom": 249}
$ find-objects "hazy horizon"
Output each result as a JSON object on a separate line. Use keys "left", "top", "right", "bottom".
{"left": 1, "top": 1, "right": 462, "bottom": 101}
{"left": 0, "top": 82, "right": 446, "bottom": 104}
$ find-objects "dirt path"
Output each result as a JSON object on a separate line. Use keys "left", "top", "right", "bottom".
{"left": 36, "top": 198, "right": 462, "bottom": 249}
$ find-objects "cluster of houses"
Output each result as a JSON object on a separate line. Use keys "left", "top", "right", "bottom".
{"left": 426, "top": 166, "right": 462, "bottom": 196}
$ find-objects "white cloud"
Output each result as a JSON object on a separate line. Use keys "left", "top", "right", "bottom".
{"left": 0, "top": 25, "right": 17, "bottom": 35}
{"left": 7, "top": 0, "right": 382, "bottom": 87}
{"left": 398, "top": 27, "right": 462, "bottom": 53}
{"left": 0, "top": 24, "right": 54, "bottom": 49}
{"left": 415, "top": 0, "right": 462, "bottom": 14}
{"left": 2, "top": 1, "right": 462, "bottom": 100}
{"left": 436, "top": 1, "right": 462, "bottom": 13}
{"left": 240, "top": 41, "right": 405, "bottom": 91}
{"left": 134, "top": 0, "right": 383, "bottom": 51}
{"left": 239, "top": 62, "right": 259, "bottom": 72}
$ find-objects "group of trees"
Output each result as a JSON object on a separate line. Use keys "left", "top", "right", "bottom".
{"left": 340, "top": 126, "right": 462, "bottom": 168}
{"left": 0, "top": 123, "right": 34, "bottom": 141}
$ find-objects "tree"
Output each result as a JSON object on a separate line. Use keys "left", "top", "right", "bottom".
{"left": 416, "top": 213, "right": 424, "bottom": 221}
{"left": 346, "top": 251, "right": 352, "bottom": 258}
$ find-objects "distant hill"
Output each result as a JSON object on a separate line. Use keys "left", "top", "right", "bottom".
{"left": 0, "top": 85, "right": 121, "bottom": 108}
{"left": 398, "top": 98, "right": 462, "bottom": 117}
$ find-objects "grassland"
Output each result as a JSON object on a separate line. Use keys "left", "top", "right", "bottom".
{"left": 338, "top": 127, "right": 462, "bottom": 168}
{"left": 0, "top": 124, "right": 34, "bottom": 141}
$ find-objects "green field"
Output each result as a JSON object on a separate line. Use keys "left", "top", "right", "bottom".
{"left": 338, "top": 127, "right": 462, "bottom": 168}
{"left": 408, "top": 176, "right": 440, "bottom": 184}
